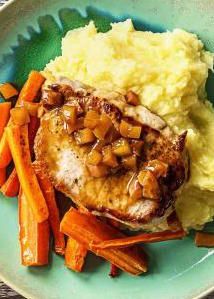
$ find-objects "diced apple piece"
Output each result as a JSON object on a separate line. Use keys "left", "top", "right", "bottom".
{"left": 120, "top": 120, "right": 141, "bottom": 139}
{"left": 125, "top": 91, "right": 140, "bottom": 106}
{"left": 62, "top": 105, "right": 77, "bottom": 125}
{"left": 122, "top": 155, "right": 137, "bottom": 170}
{"left": 87, "top": 164, "right": 109, "bottom": 177}
{"left": 146, "top": 159, "right": 168, "bottom": 178}
{"left": 84, "top": 110, "right": 100, "bottom": 129}
{"left": 10, "top": 107, "right": 30, "bottom": 125}
{"left": 93, "top": 113, "right": 112, "bottom": 140}
{"left": 74, "top": 128, "right": 95, "bottom": 145}
{"left": 138, "top": 170, "right": 160, "bottom": 200}
{"left": 112, "top": 138, "right": 131, "bottom": 156}
{"left": 130, "top": 140, "right": 144, "bottom": 156}
{"left": 102, "top": 145, "right": 118, "bottom": 168}
{"left": 87, "top": 149, "right": 102, "bottom": 165}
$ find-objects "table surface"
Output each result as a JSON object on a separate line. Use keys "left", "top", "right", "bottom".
{"left": 0, "top": 0, "right": 214, "bottom": 298}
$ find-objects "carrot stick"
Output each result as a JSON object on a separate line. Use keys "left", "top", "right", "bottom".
{"left": 195, "top": 232, "right": 214, "bottom": 247}
{"left": 33, "top": 161, "right": 65, "bottom": 255}
{"left": 109, "top": 264, "right": 119, "bottom": 278}
{"left": 1, "top": 116, "right": 39, "bottom": 198}
{"left": 6, "top": 124, "right": 48, "bottom": 223}
{"left": 93, "top": 230, "right": 186, "bottom": 250}
{"left": 0, "top": 168, "right": 6, "bottom": 187}
{"left": 0, "top": 71, "right": 45, "bottom": 168}
{"left": 0, "top": 102, "right": 11, "bottom": 187}
{"left": 65, "top": 237, "right": 87, "bottom": 272}
{"left": 60, "top": 208, "right": 148, "bottom": 275}
{"left": 1, "top": 168, "right": 19, "bottom": 197}
{"left": 19, "top": 188, "right": 50, "bottom": 266}
{"left": 0, "top": 83, "right": 18, "bottom": 100}
{"left": 0, "top": 102, "right": 11, "bottom": 137}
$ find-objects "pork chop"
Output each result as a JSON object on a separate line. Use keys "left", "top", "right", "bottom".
{"left": 34, "top": 79, "right": 188, "bottom": 230}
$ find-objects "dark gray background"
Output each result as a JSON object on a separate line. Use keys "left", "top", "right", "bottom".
{"left": 0, "top": 0, "right": 213, "bottom": 298}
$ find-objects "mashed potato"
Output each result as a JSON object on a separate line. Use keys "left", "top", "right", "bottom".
{"left": 44, "top": 20, "right": 214, "bottom": 229}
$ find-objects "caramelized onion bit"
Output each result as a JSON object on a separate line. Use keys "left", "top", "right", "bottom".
{"left": 122, "top": 155, "right": 137, "bottom": 170}
{"left": 120, "top": 120, "right": 142, "bottom": 139}
{"left": 74, "top": 128, "right": 95, "bottom": 145}
{"left": 125, "top": 91, "right": 140, "bottom": 106}
{"left": 87, "top": 149, "right": 102, "bottom": 166}
{"left": 138, "top": 170, "right": 160, "bottom": 200}
{"left": 87, "top": 164, "right": 109, "bottom": 177}
{"left": 84, "top": 110, "right": 100, "bottom": 129}
{"left": 146, "top": 159, "right": 168, "bottom": 178}
{"left": 112, "top": 138, "right": 131, "bottom": 157}
{"left": 102, "top": 145, "right": 118, "bottom": 168}
{"left": 10, "top": 107, "right": 30, "bottom": 125}
{"left": 93, "top": 113, "right": 112, "bottom": 140}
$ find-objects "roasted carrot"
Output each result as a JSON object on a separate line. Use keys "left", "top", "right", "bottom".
{"left": 195, "top": 232, "right": 214, "bottom": 247}
{"left": 19, "top": 189, "right": 50, "bottom": 266}
{"left": 1, "top": 116, "right": 39, "bottom": 197}
{"left": 6, "top": 124, "right": 48, "bottom": 223}
{"left": 65, "top": 237, "right": 87, "bottom": 272}
{"left": 93, "top": 230, "right": 186, "bottom": 250}
{"left": 60, "top": 208, "right": 148, "bottom": 275}
{"left": 0, "top": 71, "right": 45, "bottom": 168}
{"left": 0, "top": 168, "right": 6, "bottom": 187}
{"left": 109, "top": 264, "right": 119, "bottom": 278}
{"left": 0, "top": 83, "right": 18, "bottom": 100}
{"left": 17, "top": 71, "right": 45, "bottom": 104}
{"left": 33, "top": 161, "right": 65, "bottom": 255}
{"left": 1, "top": 168, "right": 19, "bottom": 197}
{"left": 28, "top": 116, "right": 40, "bottom": 156}
{"left": 0, "top": 102, "right": 11, "bottom": 187}
{"left": 0, "top": 102, "right": 11, "bottom": 137}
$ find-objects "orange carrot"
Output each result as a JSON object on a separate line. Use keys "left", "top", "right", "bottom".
{"left": 33, "top": 161, "right": 65, "bottom": 255}
{"left": 1, "top": 116, "right": 39, "bottom": 198}
{"left": 93, "top": 230, "right": 186, "bottom": 250}
{"left": 195, "top": 232, "right": 214, "bottom": 247}
{"left": 0, "top": 102, "right": 11, "bottom": 187}
{"left": 65, "top": 237, "right": 87, "bottom": 272}
{"left": 0, "top": 71, "right": 45, "bottom": 168}
{"left": 109, "top": 264, "right": 119, "bottom": 278}
{"left": 1, "top": 168, "right": 19, "bottom": 197}
{"left": 0, "top": 102, "right": 11, "bottom": 137}
{"left": 0, "top": 168, "right": 6, "bottom": 187}
{"left": 19, "top": 189, "right": 50, "bottom": 266}
{"left": 0, "top": 83, "right": 18, "bottom": 100}
{"left": 6, "top": 124, "right": 48, "bottom": 223}
{"left": 60, "top": 208, "right": 148, "bottom": 275}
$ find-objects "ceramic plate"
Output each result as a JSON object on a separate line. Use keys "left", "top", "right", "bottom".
{"left": 0, "top": 1, "right": 214, "bottom": 298}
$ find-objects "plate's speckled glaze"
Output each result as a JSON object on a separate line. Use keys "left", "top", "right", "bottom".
{"left": 0, "top": 1, "right": 214, "bottom": 299}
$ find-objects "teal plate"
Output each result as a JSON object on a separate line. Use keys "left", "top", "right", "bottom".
{"left": 0, "top": 1, "right": 214, "bottom": 298}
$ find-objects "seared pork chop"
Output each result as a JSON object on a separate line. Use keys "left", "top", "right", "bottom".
{"left": 34, "top": 80, "right": 188, "bottom": 229}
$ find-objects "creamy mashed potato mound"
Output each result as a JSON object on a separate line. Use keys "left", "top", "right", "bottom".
{"left": 44, "top": 20, "right": 214, "bottom": 229}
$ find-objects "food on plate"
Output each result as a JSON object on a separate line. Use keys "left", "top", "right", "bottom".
{"left": 35, "top": 80, "right": 188, "bottom": 230}
{"left": 0, "top": 19, "right": 214, "bottom": 277}
{"left": 44, "top": 20, "right": 214, "bottom": 230}
{"left": 195, "top": 232, "right": 214, "bottom": 247}
{"left": 19, "top": 188, "right": 50, "bottom": 266}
